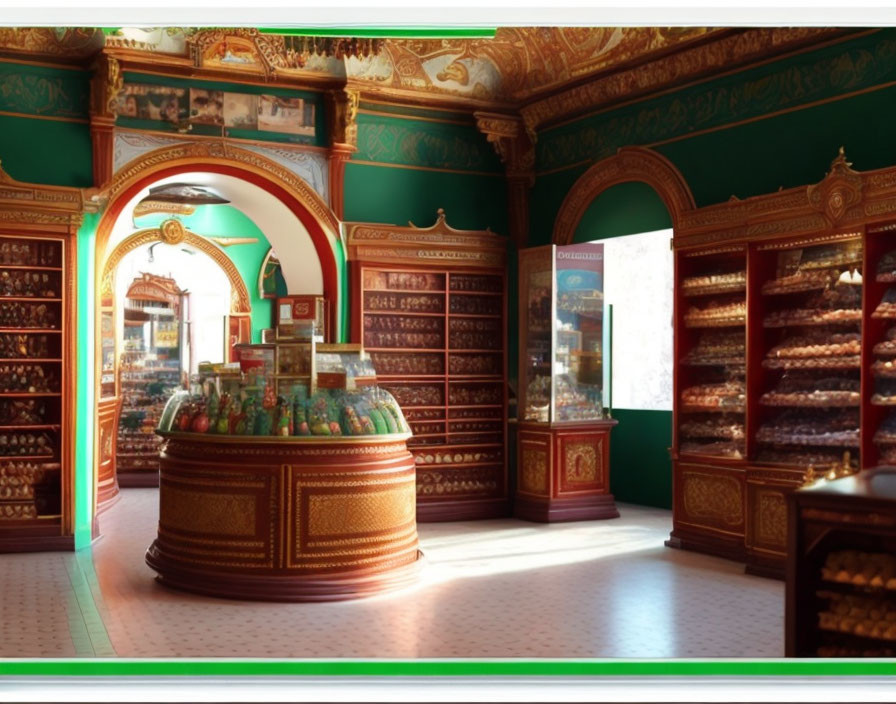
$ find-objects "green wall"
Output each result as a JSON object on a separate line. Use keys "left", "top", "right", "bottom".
{"left": 135, "top": 206, "right": 274, "bottom": 341}
{"left": 0, "top": 61, "right": 92, "bottom": 186}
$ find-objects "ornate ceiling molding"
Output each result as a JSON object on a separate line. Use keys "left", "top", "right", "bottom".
{"left": 553, "top": 146, "right": 696, "bottom": 245}
{"left": 474, "top": 111, "right": 534, "bottom": 184}
{"left": 0, "top": 158, "right": 88, "bottom": 230}
{"left": 90, "top": 54, "right": 123, "bottom": 120}
{"left": 0, "top": 27, "right": 103, "bottom": 60}
{"left": 522, "top": 27, "right": 846, "bottom": 135}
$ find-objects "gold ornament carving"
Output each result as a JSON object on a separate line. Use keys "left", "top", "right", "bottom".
{"left": 0, "top": 27, "right": 103, "bottom": 58}
{"left": 160, "top": 486, "right": 257, "bottom": 537}
{"left": 104, "top": 141, "right": 339, "bottom": 238}
{"left": 682, "top": 472, "right": 742, "bottom": 528}
{"left": 133, "top": 200, "right": 195, "bottom": 219}
{"left": 807, "top": 147, "right": 863, "bottom": 226}
{"left": 521, "top": 448, "right": 548, "bottom": 495}
{"left": 755, "top": 490, "right": 787, "bottom": 549}
{"left": 159, "top": 218, "right": 186, "bottom": 245}
{"left": 306, "top": 485, "right": 416, "bottom": 537}
{"left": 326, "top": 88, "right": 361, "bottom": 149}
{"left": 474, "top": 111, "right": 535, "bottom": 185}
{"left": 90, "top": 54, "right": 123, "bottom": 120}
{"left": 564, "top": 442, "right": 599, "bottom": 483}
{"left": 101, "top": 225, "right": 251, "bottom": 314}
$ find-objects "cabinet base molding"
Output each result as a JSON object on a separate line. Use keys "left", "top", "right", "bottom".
{"left": 515, "top": 493, "right": 619, "bottom": 523}
{"left": 665, "top": 528, "right": 747, "bottom": 563}
{"left": 0, "top": 532, "right": 74, "bottom": 553}
{"left": 147, "top": 542, "right": 425, "bottom": 602}
{"left": 118, "top": 470, "right": 160, "bottom": 488}
{"left": 744, "top": 560, "right": 785, "bottom": 580}
{"left": 417, "top": 497, "right": 511, "bottom": 522}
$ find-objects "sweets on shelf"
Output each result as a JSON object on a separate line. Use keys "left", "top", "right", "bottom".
{"left": 796, "top": 242, "right": 863, "bottom": 271}
{"left": 873, "top": 412, "right": 896, "bottom": 444}
{"left": 873, "top": 360, "right": 896, "bottom": 378}
{"left": 760, "top": 374, "right": 860, "bottom": 408}
{"left": 872, "top": 288, "right": 896, "bottom": 319}
{"left": 679, "top": 439, "right": 744, "bottom": 458}
{"left": 763, "top": 285, "right": 862, "bottom": 328}
{"left": 681, "top": 270, "right": 746, "bottom": 297}
{"left": 684, "top": 299, "right": 746, "bottom": 328}
{"left": 756, "top": 408, "right": 860, "bottom": 447}
{"left": 762, "top": 355, "right": 861, "bottom": 370}
{"left": 816, "top": 591, "right": 896, "bottom": 641}
{"left": 872, "top": 378, "right": 896, "bottom": 406}
{"left": 767, "top": 331, "right": 861, "bottom": 359}
{"left": 878, "top": 250, "right": 896, "bottom": 283}
{"left": 679, "top": 416, "right": 745, "bottom": 441}
{"left": 680, "top": 381, "right": 745, "bottom": 413}
{"left": 821, "top": 551, "right": 896, "bottom": 588}
{"left": 755, "top": 447, "right": 858, "bottom": 468}
{"left": 762, "top": 268, "right": 840, "bottom": 295}
{"left": 682, "top": 329, "right": 745, "bottom": 366}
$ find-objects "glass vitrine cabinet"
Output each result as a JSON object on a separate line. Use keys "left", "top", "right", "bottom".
{"left": 516, "top": 243, "right": 618, "bottom": 522}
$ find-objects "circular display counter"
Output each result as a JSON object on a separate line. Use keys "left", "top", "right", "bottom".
{"left": 145, "top": 431, "right": 422, "bottom": 602}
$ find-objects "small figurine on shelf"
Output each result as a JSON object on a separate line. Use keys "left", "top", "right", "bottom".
{"left": 293, "top": 394, "right": 310, "bottom": 436}
{"left": 228, "top": 398, "right": 244, "bottom": 435}
{"left": 277, "top": 396, "right": 292, "bottom": 436}
{"left": 190, "top": 406, "right": 209, "bottom": 433}
{"left": 239, "top": 397, "right": 256, "bottom": 435}
{"left": 215, "top": 394, "right": 232, "bottom": 435}
{"left": 254, "top": 399, "right": 273, "bottom": 436}
{"left": 206, "top": 385, "right": 220, "bottom": 431}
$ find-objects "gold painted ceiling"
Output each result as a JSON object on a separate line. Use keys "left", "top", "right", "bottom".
{"left": 0, "top": 26, "right": 845, "bottom": 127}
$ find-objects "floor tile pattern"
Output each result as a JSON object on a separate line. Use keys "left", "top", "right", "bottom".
{"left": 0, "top": 489, "right": 785, "bottom": 658}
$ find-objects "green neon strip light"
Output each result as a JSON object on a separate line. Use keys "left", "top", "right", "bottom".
{"left": 73, "top": 214, "right": 98, "bottom": 550}
{"left": 1, "top": 659, "right": 896, "bottom": 676}
{"left": 100, "top": 27, "right": 496, "bottom": 38}
{"left": 257, "top": 27, "right": 496, "bottom": 38}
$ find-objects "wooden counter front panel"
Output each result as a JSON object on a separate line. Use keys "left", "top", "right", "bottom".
{"left": 670, "top": 461, "right": 746, "bottom": 560}
{"left": 95, "top": 397, "right": 120, "bottom": 512}
{"left": 158, "top": 465, "right": 280, "bottom": 570}
{"left": 556, "top": 430, "right": 609, "bottom": 496}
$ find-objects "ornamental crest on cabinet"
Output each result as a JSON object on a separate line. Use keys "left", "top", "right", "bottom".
{"left": 564, "top": 442, "right": 599, "bottom": 484}
{"left": 807, "top": 147, "right": 863, "bottom": 226}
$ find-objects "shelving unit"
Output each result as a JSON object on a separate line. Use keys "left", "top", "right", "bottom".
{"left": 669, "top": 148, "right": 896, "bottom": 577}
{"left": 346, "top": 211, "right": 509, "bottom": 521}
{"left": 116, "top": 274, "right": 186, "bottom": 487}
{"left": 0, "top": 230, "right": 73, "bottom": 552}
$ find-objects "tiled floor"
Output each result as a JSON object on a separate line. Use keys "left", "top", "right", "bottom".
{"left": 0, "top": 489, "right": 784, "bottom": 658}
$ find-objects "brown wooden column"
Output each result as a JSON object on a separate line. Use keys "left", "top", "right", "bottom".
{"left": 326, "top": 88, "right": 360, "bottom": 220}
{"left": 474, "top": 112, "right": 535, "bottom": 249}
{"left": 88, "top": 54, "right": 122, "bottom": 188}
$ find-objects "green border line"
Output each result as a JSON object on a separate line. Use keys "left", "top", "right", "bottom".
{"left": 1, "top": 659, "right": 896, "bottom": 676}
{"left": 102, "top": 28, "right": 497, "bottom": 38}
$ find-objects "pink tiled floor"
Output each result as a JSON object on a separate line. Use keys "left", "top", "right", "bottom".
{"left": 0, "top": 489, "right": 784, "bottom": 657}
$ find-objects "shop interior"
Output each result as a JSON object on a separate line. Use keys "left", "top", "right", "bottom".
{"left": 1, "top": 24, "right": 896, "bottom": 660}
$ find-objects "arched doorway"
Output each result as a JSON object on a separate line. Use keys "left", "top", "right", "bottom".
{"left": 551, "top": 147, "right": 695, "bottom": 511}
{"left": 91, "top": 143, "right": 342, "bottom": 517}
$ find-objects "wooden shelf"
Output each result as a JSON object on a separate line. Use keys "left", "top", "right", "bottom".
{"left": 0, "top": 265, "right": 62, "bottom": 272}
{"left": 0, "top": 424, "right": 59, "bottom": 430}
{"left": 0, "top": 392, "right": 61, "bottom": 397}
{"left": 0, "top": 297, "right": 61, "bottom": 303}
{"left": 363, "top": 310, "right": 444, "bottom": 317}
{"left": 0, "top": 329, "right": 61, "bottom": 334}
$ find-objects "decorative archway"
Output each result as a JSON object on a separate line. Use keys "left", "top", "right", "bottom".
{"left": 90, "top": 142, "right": 343, "bottom": 514}
{"left": 100, "top": 219, "right": 251, "bottom": 315}
{"left": 552, "top": 146, "right": 695, "bottom": 244}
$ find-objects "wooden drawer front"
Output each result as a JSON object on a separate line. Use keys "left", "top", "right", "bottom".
{"left": 746, "top": 469, "right": 801, "bottom": 555}
{"left": 556, "top": 431, "right": 608, "bottom": 495}
{"left": 518, "top": 431, "right": 551, "bottom": 497}
{"left": 676, "top": 463, "right": 745, "bottom": 537}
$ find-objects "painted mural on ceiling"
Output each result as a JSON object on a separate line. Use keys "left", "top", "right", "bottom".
{"left": 102, "top": 26, "right": 718, "bottom": 100}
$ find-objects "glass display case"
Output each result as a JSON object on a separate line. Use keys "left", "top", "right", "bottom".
{"left": 161, "top": 340, "right": 407, "bottom": 437}
{"left": 516, "top": 243, "right": 618, "bottom": 523}
{"left": 519, "top": 243, "right": 606, "bottom": 424}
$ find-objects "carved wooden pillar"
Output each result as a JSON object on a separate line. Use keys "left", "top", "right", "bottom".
{"left": 475, "top": 112, "right": 535, "bottom": 248}
{"left": 89, "top": 54, "right": 122, "bottom": 188}
{"left": 326, "top": 87, "right": 360, "bottom": 220}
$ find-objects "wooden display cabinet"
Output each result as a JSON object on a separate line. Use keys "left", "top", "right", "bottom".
{"left": 670, "top": 148, "right": 896, "bottom": 577}
{"left": 0, "top": 168, "right": 82, "bottom": 552}
{"left": 517, "top": 242, "right": 617, "bottom": 522}
{"left": 786, "top": 468, "right": 896, "bottom": 657}
{"left": 345, "top": 210, "right": 510, "bottom": 521}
